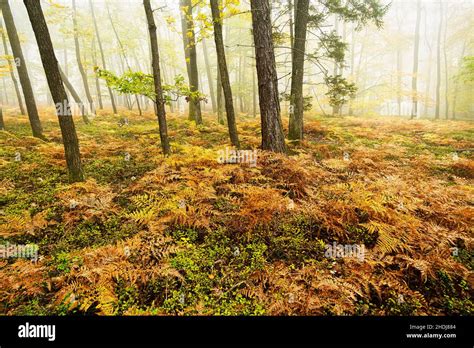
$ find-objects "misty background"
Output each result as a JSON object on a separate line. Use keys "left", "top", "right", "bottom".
{"left": 1, "top": 0, "right": 473, "bottom": 119}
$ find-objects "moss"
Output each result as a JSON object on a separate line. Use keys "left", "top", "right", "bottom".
{"left": 383, "top": 291, "right": 423, "bottom": 315}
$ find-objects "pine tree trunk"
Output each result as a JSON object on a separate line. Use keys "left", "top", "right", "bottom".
{"left": 210, "top": 0, "right": 240, "bottom": 147}
{"left": 0, "top": 19, "right": 25, "bottom": 115}
{"left": 72, "top": 0, "right": 93, "bottom": 121}
{"left": 144, "top": 0, "right": 170, "bottom": 155}
{"left": 24, "top": 0, "right": 84, "bottom": 182}
{"left": 288, "top": 0, "right": 309, "bottom": 141}
{"left": 250, "top": 0, "right": 286, "bottom": 153}
{"left": 1, "top": 0, "right": 43, "bottom": 138}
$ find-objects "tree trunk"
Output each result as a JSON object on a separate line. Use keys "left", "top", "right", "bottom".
{"left": 250, "top": 0, "right": 286, "bottom": 153}
{"left": 443, "top": 11, "right": 449, "bottom": 120}
{"left": 202, "top": 38, "right": 217, "bottom": 113}
{"left": 288, "top": 0, "right": 309, "bottom": 141}
{"left": 238, "top": 53, "right": 244, "bottom": 113}
{"left": 452, "top": 42, "right": 466, "bottom": 120}
{"left": 435, "top": 0, "right": 442, "bottom": 120}
{"left": 331, "top": 14, "right": 339, "bottom": 116}
{"left": 348, "top": 26, "right": 355, "bottom": 115}
{"left": 58, "top": 64, "right": 87, "bottom": 121}
{"left": 210, "top": 0, "right": 240, "bottom": 147}
{"left": 107, "top": 1, "right": 135, "bottom": 113}
{"left": 423, "top": 11, "right": 433, "bottom": 118}
{"left": 216, "top": 66, "right": 225, "bottom": 124}
{"left": 24, "top": 0, "right": 84, "bottom": 182}
{"left": 90, "top": 0, "right": 117, "bottom": 114}
{"left": 180, "top": 0, "right": 202, "bottom": 124}
{"left": 2, "top": 77, "right": 7, "bottom": 104}
{"left": 252, "top": 64, "right": 257, "bottom": 118}
{"left": 410, "top": 0, "right": 422, "bottom": 119}
{"left": 1, "top": 0, "right": 43, "bottom": 138}
{"left": 144, "top": 0, "right": 170, "bottom": 155}
{"left": 0, "top": 106, "right": 4, "bottom": 130}
{"left": 72, "top": 0, "right": 93, "bottom": 120}
{"left": 92, "top": 38, "right": 103, "bottom": 110}
{"left": 0, "top": 19, "right": 25, "bottom": 115}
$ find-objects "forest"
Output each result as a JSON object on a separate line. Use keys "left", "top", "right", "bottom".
{"left": 0, "top": 0, "right": 473, "bottom": 316}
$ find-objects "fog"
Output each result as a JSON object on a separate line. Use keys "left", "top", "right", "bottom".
{"left": 1, "top": 0, "right": 473, "bottom": 119}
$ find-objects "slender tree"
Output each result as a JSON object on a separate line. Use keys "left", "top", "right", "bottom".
{"left": 58, "top": 64, "right": 88, "bottom": 122}
{"left": 435, "top": 0, "right": 443, "bottom": 120}
{"left": 180, "top": 0, "right": 202, "bottom": 124}
{"left": 452, "top": 42, "right": 466, "bottom": 120}
{"left": 24, "top": 0, "right": 83, "bottom": 182}
{"left": 0, "top": 19, "right": 25, "bottom": 115}
{"left": 144, "top": 0, "right": 171, "bottom": 155}
{"left": 105, "top": 1, "right": 142, "bottom": 115}
{"left": 288, "top": 0, "right": 309, "bottom": 141}
{"left": 423, "top": 10, "right": 433, "bottom": 118}
{"left": 250, "top": 0, "right": 286, "bottom": 153}
{"left": 410, "top": 0, "right": 421, "bottom": 119}
{"left": 0, "top": 106, "right": 4, "bottom": 130}
{"left": 210, "top": 0, "right": 240, "bottom": 148}
{"left": 92, "top": 39, "right": 103, "bottom": 110}
{"left": 443, "top": 10, "right": 449, "bottom": 120}
{"left": 72, "top": 0, "right": 93, "bottom": 120}
{"left": 216, "top": 66, "right": 224, "bottom": 124}
{"left": 89, "top": 0, "right": 117, "bottom": 114}
{"left": 1, "top": 0, "right": 43, "bottom": 138}
{"left": 202, "top": 38, "right": 216, "bottom": 113}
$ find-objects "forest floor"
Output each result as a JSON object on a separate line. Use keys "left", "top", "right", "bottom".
{"left": 1, "top": 108, "right": 473, "bottom": 315}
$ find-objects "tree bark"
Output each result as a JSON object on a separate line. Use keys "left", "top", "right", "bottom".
{"left": 180, "top": 0, "right": 202, "bottom": 124}
{"left": 92, "top": 38, "right": 103, "bottom": 110}
{"left": 72, "top": 0, "right": 93, "bottom": 121}
{"left": 288, "top": 0, "right": 309, "bottom": 140}
{"left": 435, "top": 0, "right": 442, "bottom": 120}
{"left": 90, "top": 0, "right": 117, "bottom": 114}
{"left": 24, "top": 0, "right": 84, "bottom": 182}
{"left": 423, "top": 11, "right": 433, "bottom": 118}
{"left": 58, "top": 64, "right": 87, "bottom": 121}
{"left": 107, "top": 2, "right": 139, "bottom": 114}
{"left": 210, "top": 0, "right": 240, "bottom": 147}
{"left": 1, "top": 0, "right": 43, "bottom": 138}
{"left": 216, "top": 65, "right": 224, "bottom": 124}
{"left": 0, "top": 106, "right": 4, "bottom": 130}
{"left": 202, "top": 38, "right": 217, "bottom": 113}
{"left": 251, "top": 0, "right": 286, "bottom": 153}
{"left": 443, "top": 10, "right": 449, "bottom": 120}
{"left": 410, "top": 0, "right": 421, "bottom": 119}
{"left": 0, "top": 19, "right": 25, "bottom": 115}
{"left": 144, "top": 0, "right": 171, "bottom": 155}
